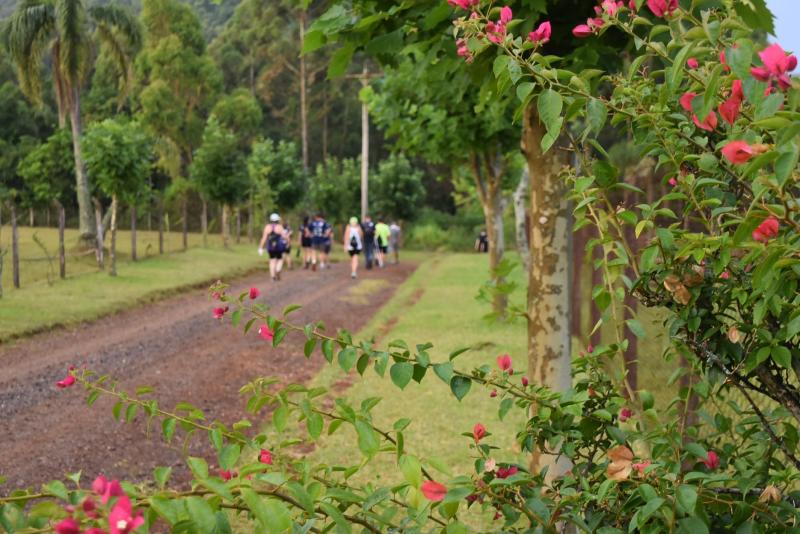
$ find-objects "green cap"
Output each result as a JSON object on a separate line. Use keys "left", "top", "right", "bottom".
{"left": 349, "top": 216, "right": 358, "bottom": 225}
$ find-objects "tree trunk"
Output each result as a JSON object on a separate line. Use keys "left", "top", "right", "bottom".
{"left": 521, "top": 105, "right": 572, "bottom": 477}
{"left": 248, "top": 195, "right": 255, "bottom": 243}
{"left": 131, "top": 205, "right": 137, "bottom": 261}
{"left": 590, "top": 236, "right": 603, "bottom": 347}
{"left": 513, "top": 166, "right": 531, "bottom": 273}
{"left": 158, "top": 200, "right": 164, "bottom": 255}
{"left": 29, "top": 207, "right": 34, "bottom": 227}
{"left": 201, "top": 196, "right": 208, "bottom": 247}
{"left": 69, "top": 87, "right": 95, "bottom": 246}
{"left": 11, "top": 204, "right": 19, "bottom": 289}
{"left": 221, "top": 204, "right": 230, "bottom": 248}
{"left": 235, "top": 207, "right": 241, "bottom": 244}
{"left": 109, "top": 194, "right": 118, "bottom": 277}
{"left": 182, "top": 197, "right": 188, "bottom": 251}
{"left": 360, "top": 67, "right": 370, "bottom": 222}
{"left": 46, "top": 207, "right": 50, "bottom": 227}
{"left": 299, "top": 10, "right": 309, "bottom": 173}
{"left": 322, "top": 85, "right": 329, "bottom": 166}
{"left": 622, "top": 186, "right": 638, "bottom": 392}
{"left": 58, "top": 203, "right": 66, "bottom": 279}
{"left": 93, "top": 198, "right": 104, "bottom": 269}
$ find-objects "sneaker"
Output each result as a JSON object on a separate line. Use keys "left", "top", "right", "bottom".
{"left": 351, "top": 272, "right": 357, "bottom": 279}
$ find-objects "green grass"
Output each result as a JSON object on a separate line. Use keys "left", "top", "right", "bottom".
{"left": 308, "top": 252, "right": 529, "bottom": 525}
{"left": 0, "top": 225, "right": 266, "bottom": 342}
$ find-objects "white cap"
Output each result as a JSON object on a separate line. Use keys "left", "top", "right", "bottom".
{"left": 270, "top": 213, "right": 280, "bottom": 222}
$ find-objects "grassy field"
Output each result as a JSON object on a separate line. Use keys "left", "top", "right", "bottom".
{"left": 0, "top": 225, "right": 266, "bottom": 342}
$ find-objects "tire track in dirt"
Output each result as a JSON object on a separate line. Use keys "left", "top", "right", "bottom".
{"left": 0, "top": 261, "right": 416, "bottom": 491}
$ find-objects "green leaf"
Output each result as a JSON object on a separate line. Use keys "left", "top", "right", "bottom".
{"left": 302, "top": 30, "right": 326, "bottom": 54}
{"left": 586, "top": 98, "right": 607, "bottom": 136}
{"left": 328, "top": 44, "right": 355, "bottom": 78}
{"left": 389, "top": 362, "right": 414, "bottom": 390}
{"left": 355, "top": 420, "right": 380, "bottom": 457}
{"left": 187, "top": 497, "right": 217, "bottom": 534}
{"left": 303, "top": 338, "right": 317, "bottom": 358}
{"left": 322, "top": 339, "right": 334, "bottom": 363}
{"left": 450, "top": 376, "right": 471, "bottom": 401}
{"left": 733, "top": 0, "right": 774, "bottom": 34}
{"left": 678, "top": 516, "right": 709, "bottom": 534}
{"left": 772, "top": 346, "right": 792, "bottom": 369}
{"left": 433, "top": 362, "right": 454, "bottom": 384}
{"left": 366, "top": 30, "right": 403, "bottom": 56}
{"left": 162, "top": 418, "right": 176, "bottom": 442}
{"left": 338, "top": 348, "right": 357, "bottom": 372}
{"left": 676, "top": 485, "right": 697, "bottom": 515}
{"left": 188, "top": 457, "right": 209, "bottom": 480}
{"left": 537, "top": 89, "right": 563, "bottom": 135}
{"left": 727, "top": 41, "right": 754, "bottom": 80}
{"left": 241, "top": 490, "right": 292, "bottom": 533}
{"left": 219, "top": 444, "right": 240, "bottom": 471}
{"left": 154, "top": 466, "right": 172, "bottom": 489}
{"left": 399, "top": 454, "right": 422, "bottom": 488}
{"left": 625, "top": 319, "right": 646, "bottom": 339}
{"left": 755, "top": 92, "right": 785, "bottom": 120}
{"left": 516, "top": 82, "right": 535, "bottom": 102}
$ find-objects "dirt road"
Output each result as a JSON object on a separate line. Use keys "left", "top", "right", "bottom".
{"left": 0, "top": 261, "right": 415, "bottom": 492}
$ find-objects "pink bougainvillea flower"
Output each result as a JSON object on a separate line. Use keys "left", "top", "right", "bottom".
{"left": 679, "top": 91, "right": 696, "bottom": 112}
{"left": 489, "top": 389, "right": 498, "bottom": 398}
{"left": 703, "top": 450, "right": 720, "bottom": 470}
{"left": 751, "top": 43, "right": 797, "bottom": 90}
{"left": 731, "top": 79, "right": 744, "bottom": 102}
{"left": 692, "top": 110, "right": 717, "bottom": 131}
{"left": 628, "top": 0, "right": 637, "bottom": 10}
{"left": 619, "top": 408, "right": 633, "bottom": 422}
{"left": 219, "top": 469, "right": 235, "bottom": 481}
{"left": 258, "top": 324, "right": 274, "bottom": 342}
{"left": 528, "top": 21, "right": 551, "bottom": 44}
{"left": 589, "top": 17, "right": 605, "bottom": 29}
{"left": 521, "top": 376, "right": 529, "bottom": 387}
{"left": 647, "top": 0, "right": 678, "bottom": 17}
{"left": 109, "top": 495, "right": 145, "bottom": 534}
{"left": 603, "top": 0, "right": 624, "bottom": 16}
{"left": 500, "top": 6, "right": 512, "bottom": 23}
{"left": 686, "top": 58, "right": 699, "bottom": 69}
{"left": 421, "top": 480, "right": 448, "bottom": 501}
{"left": 587, "top": 344, "right": 594, "bottom": 354}
{"left": 752, "top": 216, "right": 780, "bottom": 243}
{"left": 496, "top": 465, "right": 519, "bottom": 479}
{"left": 212, "top": 306, "right": 228, "bottom": 319}
{"left": 572, "top": 24, "right": 593, "bottom": 38}
{"left": 456, "top": 38, "right": 471, "bottom": 61}
{"left": 56, "top": 373, "right": 76, "bottom": 389}
{"left": 718, "top": 97, "right": 741, "bottom": 126}
{"left": 721, "top": 140, "right": 755, "bottom": 164}
{"left": 486, "top": 21, "right": 506, "bottom": 44}
{"left": 496, "top": 353, "right": 512, "bottom": 372}
{"left": 720, "top": 270, "right": 730, "bottom": 280}
{"left": 473, "top": 423, "right": 487, "bottom": 442}
{"left": 668, "top": 177, "right": 678, "bottom": 187}
{"left": 447, "top": 0, "right": 479, "bottom": 10}
{"left": 259, "top": 449, "right": 273, "bottom": 465}
{"left": 632, "top": 459, "right": 652, "bottom": 476}
{"left": 211, "top": 291, "right": 221, "bottom": 300}
{"left": 54, "top": 519, "right": 81, "bottom": 534}
{"left": 249, "top": 287, "right": 260, "bottom": 300}
{"left": 92, "top": 475, "right": 124, "bottom": 504}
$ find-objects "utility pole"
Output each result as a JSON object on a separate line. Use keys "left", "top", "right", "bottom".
{"left": 360, "top": 65, "right": 369, "bottom": 222}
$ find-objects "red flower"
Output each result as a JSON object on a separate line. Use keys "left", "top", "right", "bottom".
{"left": 259, "top": 449, "right": 273, "bottom": 465}
{"left": 496, "top": 354, "right": 512, "bottom": 372}
{"left": 718, "top": 97, "right": 741, "bottom": 125}
{"left": 731, "top": 79, "right": 744, "bottom": 102}
{"left": 646, "top": 0, "right": 678, "bottom": 17}
{"left": 249, "top": 287, "right": 260, "bottom": 300}
{"left": 490, "top": 389, "right": 498, "bottom": 398}
{"left": 668, "top": 177, "right": 678, "bottom": 187}
{"left": 721, "top": 140, "right": 755, "bottom": 165}
{"left": 92, "top": 475, "right": 124, "bottom": 504}
{"left": 628, "top": 0, "right": 637, "bottom": 9}
{"left": 521, "top": 376, "right": 529, "bottom": 387}
{"left": 528, "top": 21, "right": 551, "bottom": 44}
{"left": 56, "top": 374, "right": 76, "bottom": 389}
{"left": 258, "top": 324, "right": 274, "bottom": 342}
{"left": 619, "top": 408, "right": 633, "bottom": 422}
{"left": 679, "top": 92, "right": 696, "bottom": 112}
{"left": 473, "top": 423, "right": 487, "bottom": 442}
{"left": 421, "top": 480, "right": 448, "bottom": 501}
{"left": 601, "top": 0, "right": 623, "bottom": 16}
{"left": 109, "top": 495, "right": 144, "bottom": 534}
{"left": 499, "top": 6, "right": 512, "bottom": 23}
{"left": 752, "top": 216, "right": 780, "bottom": 243}
{"left": 686, "top": 58, "right": 699, "bottom": 69}
{"left": 54, "top": 519, "right": 81, "bottom": 534}
{"left": 219, "top": 469, "right": 236, "bottom": 480}
{"left": 751, "top": 43, "right": 797, "bottom": 90}
{"left": 496, "top": 465, "right": 518, "bottom": 479}
{"left": 212, "top": 306, "right": 228, "bottom": 319}
{"left": 720, "top": 271, "right": 730, "bottom": 280}
{"left": 632, "top": 459, "right": 652, "bottom": 476}
{"left": 693, "top": 111, "right": 717, "bottom": 131}
{"left": 703, "top": 450, "right": 720, "bottom": 470}
{"left": 211, "top": 291, "right": 221, "bottom": 300}
{"left": 587, "top": 344, "right": 594, "bottom": 354}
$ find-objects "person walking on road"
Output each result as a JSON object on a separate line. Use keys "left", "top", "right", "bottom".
{"left": 258, "top": 213, "right": 287, "bottom": 281}
{"left": 283, "top": 222, "right": 294, "bottom": 270}
{"left": 389, "top": 221, "right": 402, "bottom": 264}
{"left": 309, "top": 213, "right": 332, "bottom": 271}
{"left": 361, "top": 215, "right": 376, "bottom": 269}
{"left": 375, "top": 217, "right": 390, "bottom": 268}
{"left": 299, "top": 215, "right": 313, "bottom": 269}
{"left": 344, "top": 217, "right": 364, "bottom": 279}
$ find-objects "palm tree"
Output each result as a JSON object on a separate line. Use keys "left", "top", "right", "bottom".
{"left": 6, "top": 0, "right": 141, "bottom": 245}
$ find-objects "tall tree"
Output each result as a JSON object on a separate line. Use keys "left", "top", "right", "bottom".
{"left": 6, "top": 0, "right": 141, "bottom": 245}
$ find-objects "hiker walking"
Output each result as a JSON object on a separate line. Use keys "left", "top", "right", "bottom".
{"left": 374, "top": 217, "right": 390, "bottom": 268}
{"left": 258, "top": 213, "right": 287, "bottom": 281}
{"left": 344, "top": 217, "right": 364, "bottom": 279}
{"left": 389, "top": 221, "right": 402, "bottom": 264}
{"left": 361, "top": 215, "right": 376, "bottom": 269}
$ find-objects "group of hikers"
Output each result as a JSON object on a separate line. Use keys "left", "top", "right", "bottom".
{"left": 257, "top": 213, "right": 401, "bottom": 281}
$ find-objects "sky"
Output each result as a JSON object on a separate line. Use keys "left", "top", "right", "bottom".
{"left": 766, "top": 0, "right": 800, "bottom": 53}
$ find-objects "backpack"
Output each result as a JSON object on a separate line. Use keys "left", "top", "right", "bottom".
{"left": 267, "top": 226, "right": 283, "bottom": 253}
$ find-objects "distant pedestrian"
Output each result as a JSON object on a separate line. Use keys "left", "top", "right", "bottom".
{"left": 361, "top": 215, "right": 376, "bottom": 269}
{"left": 374, "top": 217, "right": 390, "bottom": 268}
{"left": 475, "top": 230, "right": 489, "bottom": 253}
{"left": 299, "top": 215, "right": 313, "bottom": 269}
{"left": 389, "top": 221, "right": 402, "bottom": 264}
{"left": 309, "top": 213, "right": 332, "bottom": 270}
{"left": 283, "top": 223, "right": 293, "bottom": 270}
{"left": 344, "top": 217, "right": 364, "bottom": 279}
{"left": 258, "top": 213, "right": 286, "bottom": 281}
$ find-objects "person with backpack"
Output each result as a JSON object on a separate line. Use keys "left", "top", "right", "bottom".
{"left": 309, "top": 213, "right": 332, "bottom": 271}
{"left": 299, "top": 215, "right": 313, "bottom": 269}
{"left": 258, "top": 213, "right": 286, "bottom": 281}
{"left": 344, "top": 217, "right": 364, "bottom": 279}
{"left": 361, "top": 215, "right": 376, "bottom": 269}
{"left": 374, "top": 217, "right": 390, "bottom": 268}
{"left": 389, "top": 221, "right": 402, "bottom": 264}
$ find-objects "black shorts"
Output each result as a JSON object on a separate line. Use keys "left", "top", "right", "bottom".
{"left": 348, "top": 248, "right": 361, "bottom": 256}
{"left": 324, "top": 242, "right": 331, "bottom": 254}
{"left": 301, "top": 237, "right": 312, "bottom": 248}
{"left": 268, "top": 250, "right": 283, "bottom": 259}
{"left": 378, "top": 245, "right": 388, "bottom": 254}
{"left": 312, "top": 238, "right": 326, "bottom": 250}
